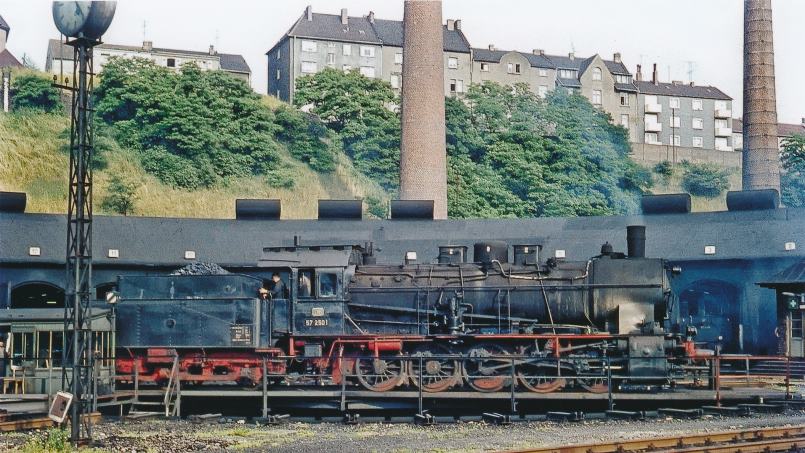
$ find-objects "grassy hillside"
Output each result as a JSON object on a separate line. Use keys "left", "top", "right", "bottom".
{"left": 647, "top": 164, "right": 741, "bottom": 212}
{"left": 0, "top": 110, "right": 389, "bottom": 219}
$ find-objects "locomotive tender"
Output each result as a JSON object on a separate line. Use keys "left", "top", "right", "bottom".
{"left": 115, "top": 225, "right": 697, "bottom": 393}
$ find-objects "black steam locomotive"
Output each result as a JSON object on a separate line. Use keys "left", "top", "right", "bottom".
{"left": 115, "top": 226, "right": 697, "bottom": 393}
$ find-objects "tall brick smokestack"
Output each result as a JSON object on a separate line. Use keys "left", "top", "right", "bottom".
{"left": 400, "top": 0, "right": 447, "bottom": 219}
{"left": 742, "top": 0, "right": 781, "bottom": 192}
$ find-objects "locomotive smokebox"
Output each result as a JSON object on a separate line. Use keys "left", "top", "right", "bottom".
{"left": 513, "top": 244, "right": 540, "bottom": 266}
{"left": 438, "top": 245, "right": 468, "bottom": 264}
{"left": 473, "top": 241, "right": 508, "bottom": 264}
{"left": 626, "top": 225, "right": 646, "bottom": 258}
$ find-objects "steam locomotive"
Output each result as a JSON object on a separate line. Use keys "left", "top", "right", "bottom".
{"left": 114, "top": 225, "right": 698, "bottom": 393}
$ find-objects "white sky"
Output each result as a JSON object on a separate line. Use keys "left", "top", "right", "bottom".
{"left": 3, "top": 0, "right": 803, "bottom": 123}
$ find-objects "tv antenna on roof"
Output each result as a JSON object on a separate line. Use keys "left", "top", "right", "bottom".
{"left": 685, "top": 60, "right": 696, "bottom": 83}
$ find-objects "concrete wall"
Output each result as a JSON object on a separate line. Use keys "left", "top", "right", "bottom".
{"left": 630, "top": 142, "right": 742, "bottom": 169}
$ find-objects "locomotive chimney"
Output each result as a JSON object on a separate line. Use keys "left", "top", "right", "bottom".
{"left": 626, "top": 225, "right": 646, "bottom": 259}
{"left": 400, "top": 0, "right": 448, "bottom": 219}
{"left": 742, "top": 0, "right": 781, "bottom": 192}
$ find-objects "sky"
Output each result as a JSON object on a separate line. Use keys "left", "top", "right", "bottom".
{"left": 2, "top": 0, "right": 804, "bottom": 123}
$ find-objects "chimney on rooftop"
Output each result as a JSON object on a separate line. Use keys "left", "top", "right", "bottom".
{"left": 689, "top": 81, "right": 695, "bottom": 87}
{"left": 636, "top": 64, "right": 642, "bottom": 81}
{"left": 341, "top": 8, "right": 348, "bottom": 25}
{"left": 368, "top": 11, "right": 375, "bottom": 23}
{"left": 305, "top": 5, "right": 312, "bottom": 21}
{"left": 488, "top": 44, "right": 495, "bottom": 51}
{"left": 652, "top": 63, "right": 658, "bottom": 85}
{"left": 533, "top": 48, "right": 544, "bottom": 55}
{"left": 455, "top": 19, "right": 461, "bottom": 30}
{"left": 208, "top": 45, "right": 215, "bottom": 56}
{"left": 613, "top": 52, "right": 621, "bottom": 63}
{"left": 568, "top": 52, "right": 574, "bottom": 60}
{"left": 672, "top": 80, "right": 683, "bottom": 85}
{"left": 447, "top": 19, "right": 455, "bottom": 30}
{"left": 143, "top": 40, "right": 153, "bottom": 52}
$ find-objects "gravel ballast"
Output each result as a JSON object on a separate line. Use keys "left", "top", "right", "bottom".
{"left": 4, "top": 413, "right": 805, "bottom": 452}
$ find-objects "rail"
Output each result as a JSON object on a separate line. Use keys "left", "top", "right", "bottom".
{"left": 506, "top": 424, "right": 805, "bottom": 453}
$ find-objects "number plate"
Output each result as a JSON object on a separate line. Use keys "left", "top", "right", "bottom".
{"left": 304, "top": 318, "right": 329, "bottom": 327}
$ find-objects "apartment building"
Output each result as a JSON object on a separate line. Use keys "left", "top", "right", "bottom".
{"left": 266, "top": 7, "right": 471, "bottom": 103}
{"left": 635, "top": 65, "right": 733, "bottom": 152}
{"left": 45, "top": 39, "right": 252, "bottom": 85}
{"left": 267, "top": 6, "right": 736, "bottom": 156}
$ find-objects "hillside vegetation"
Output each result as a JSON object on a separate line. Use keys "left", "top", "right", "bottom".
{"left": 4, "top": 65, "right": 800, "bottom": 219}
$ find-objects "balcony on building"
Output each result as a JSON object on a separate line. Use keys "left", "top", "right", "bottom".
{"left": 715, "top": 108, "right": 732, "bottom": 118}
{"left": 715, "top": 127, "right": 732, "bottom": 137}
{"left": 644, "top": 102, "right": 662, "bottom": 114}
{"left": 644, "top": 121, "right": 662, "bottom": 132}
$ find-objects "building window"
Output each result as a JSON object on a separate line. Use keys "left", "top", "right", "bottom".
{"left": 342, "top": 64, "right": 352, "bottom": 72}
{"left": 615, "top": 74, "right": 632, "bottom": 84}
{"left": 167, "top": 58, "right": 176, "bottom": 68}
{"left": 692, "top": 99, "right": 703, "bottom": 111}
{"left": 276, "top": 49, "right": 281, "bottom": 60}
{"left": 592, "top": 90, "right": 602, "bottom": 105}
{"left": 301, "top": 61, "right": 317, "bottom": 73}
{"left": 326, "top": 53, "right": 335, "bottom": 65}
{"left": 692, "top": 118, "right": 704, "bottom": 129}
{"left": 715, "top": 137, "right": 729, "bottom": 150}
{"left": 715, "top": 118, "right": 729, "bottom": 129}
{"left": 276, "top": 69, "right": 280, "bottom": 80}
{"left": 645, "top": 132, "right": 659, "bottom": 144}
{"left": 448, "top": 57, "right": 458, "bottom": 69}
{"left": 620, "top": 93, "right": 629, "bottom": 106}
{"left": 395, "top": 53, "right": 402, "bottom": 64}
{"left": 359, "top": 66, "right": 375, "bottom": 78}
{"left": 669, "top": 97, "right": 680, "bottom": 109}
{"left": 538, "top": 68, "right": 548, "bottom": 77}
{"left": 567, "top": 88, "right": 574, "bottom": 95}
{"left": 692, "top": 136, "right": 703, "bottom": 148}
{"left": 592, "top": 67, "right": 602, "bottom": 81}
{"left": 328, "top": 42, "right": 336, "bottom": 48}
{"left": 391, "top": 74, "right": 400, "bottom": 89}
{"left": 359, "top": 46, "right": 375, "bottom": 57}
{"left": 343, "top": 44, "right": 352, "bottom": 56}
{"left": 559, "top": 69, "right": 577, "bottom": 79}
{"left": 480, "top": 62, "right": 489, "bottom": 72}
{"left": 671, "top": 135, "right": 681, "bottom": 146}
{"left": 620, "top": 114, "right": 629, "bottom": 129}
{"left": 455, "top": 79, "right": 464, "bottom": 93}
{"left": 714, "top": 100, "right": 728, "bottom": 111}
{"left": 301, "top": 40, "right": 317, "bottom": 52}
{"left": 507, "top": 63, "right": 521, "bottom": 74}
{"left": 669, "top": 116, "right": 681, "bottom": 128}
{"left": 538, "top": 85, "right": 548, "bottom": 98}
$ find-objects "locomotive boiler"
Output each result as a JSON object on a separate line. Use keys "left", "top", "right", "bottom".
{"left": 114, "top": 226, "right": 695, "bottom": 394}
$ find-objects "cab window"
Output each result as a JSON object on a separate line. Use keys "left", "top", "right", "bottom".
{"left": 319, "top": 272, "right": 338, "bottom": 298}
{"left": 11, "top": 332, "right": 34, "bottom": 367}
{"left": 298, "top": 270, "right": 313, "bottom": 298}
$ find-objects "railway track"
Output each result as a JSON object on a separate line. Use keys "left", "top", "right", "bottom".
{"left": 509, "top": 424, "right": 805, "bottom": 453}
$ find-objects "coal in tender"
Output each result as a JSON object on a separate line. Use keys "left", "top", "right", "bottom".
{"left": 171, "top": 262, "right": 230, "bottom": 276}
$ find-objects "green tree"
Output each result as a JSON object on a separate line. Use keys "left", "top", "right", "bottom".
{"left": 95, "top": 58, "right": 282, "bottom": 189}
{"left": 273, "top": 105, "right": 336, "bottom": 172}
{"left": 294, "top": 68, "right": 401, "bottom": 189}
{"left": 680, "top": 162, "right": 731, "bottom": 198}
{"left": 781, "top": 134, "right": 805, "bottom": 207}
{"left": 10, "top": 73, "right": 62, "bottom": 113}
{"left": 102, "top": 174, "right": 140, "bottom": 215}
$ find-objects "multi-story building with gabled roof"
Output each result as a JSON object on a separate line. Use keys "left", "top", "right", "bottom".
{"left": 45, "top": 39, "right": 252, "bottom": 85}
{"left": 266, "top": 6, "right": 737, "bottom": 157}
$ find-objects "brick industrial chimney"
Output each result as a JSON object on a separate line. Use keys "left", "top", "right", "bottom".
{"left": 742, "top": 0, "right": 780, "bottom": 192}
{"left": 400, "top": 0, "right": 447, "bottom": 219}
